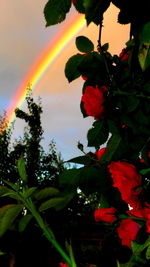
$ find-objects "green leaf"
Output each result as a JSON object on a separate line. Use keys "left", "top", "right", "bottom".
{"left": 138, "top": 43, "right": 150, "bottom": 71}
{"left": 108, "top": 120, "right": 120, "bottom": 136}
{"left": 146, "top": 245, "right": 150, "bottom": 259}
{"left": 2, "top": 191, "right": 22, "bottom": 201}
{"left": 22, "top": 187, "right": 37, "bottom": 199}
{"left": 101, "top": 43, "right": 109, "bottom": 51}
{"left": 39, "top": 197, "right": 66, "bottom": 212}
{"left": 100, "top": 135, "right": 122, "bottom": 164}
{"left": 34, "top": 187, "right": 60, "bottom": 200}
{"left": 2, "top": 179, "right": 19, "bottom": 191}
{"left": 131, "top": 241, "right": 144, "bottom": 255}
{"left": 44, "top": 0, "right": 71, "bottom": 26}
{"left": 0, "top": 251, "right": 6, "bottom": 255}
{"left": 126, "top": 96, "right": 139, "bottom": 113}
{"left": 65, "top": 54, "right": 84, "bottom": 82}
{"left": 17, "top": 157, "right": 27, "bottom": 183}
{"left": 78, "top": 52, "right": 107, "bottom": 84}
{"left": 131, "top": 237, "right": 150, "bottom": 256}
{"left": 0, "top": 204, "right": 23, "bottom": 237}
{"left": 77, "top": 141, "right": 84, "bottom": 152}
{"left": 138, "top": 22, "right": 150, "bottom": 70}
{"left": 99, "top": 193, "right": 109, "bottom": 208}
{"left": 59, "top": 169, "right": 81, "bottom": 187}
{"left": 141, "top": 22, "right": 150, "bottom": 43}
{"left": 18, "top": 214, "right": 33, "bottom": 232}
{"left": 0, "top": 186, "right": 12, "bottom": 197}
{"left": 67, "top": 154, "right": 95, "bottom": 165}
{"left": 54, "top": 193, "right": 75, "bottom": 211}
{"left": 140, "top": 168, "right": 150, "bottom": 175}
{"left": 76, "top": 36, "right": 94, "bottom": 53}
{"left": 87, "top": 121, "right": 108, "bottom": 149}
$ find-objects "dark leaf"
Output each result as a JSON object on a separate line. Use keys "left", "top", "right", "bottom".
{"left": 141, "top": 22, "right": 150, "bottom": 43}
{"left": 73, "top": 0, "right": 85, "bottom": 13}
{"left": 108, "top": 120, "right": 120, "bottom": 136}
{"left": 67, "top": 154, "right": 95, "bottom": 165}
{"left": 65, "top": 54, "right": 84, "bottom": 82}
{"left": 87, "top": 120, "right": 108, "bottom": 149}
{"left": 126, "top": 96, "right": 139, "bottom": 113}
{"left": 101, "top": 43, "right": 109, "bottom": 51}
{"left": 18, "top": 214, "right": 33, "bottom": 232}
{"left": 100, "top": 134, "right": 122, "bottom": 164}
{"left": 44, "top": 0, "right": 71, "bottom": 26}
{"left": 80, "top": 165, "right": 109, "bottom": 195}
{"left": 59, "top": 169, "right": 81, "bottom": 188}
{"left": 76, "top": 36, "right": 94, "bottom": 53}
{"left": 84, "top": 0, "right": 111, "bottom": 25}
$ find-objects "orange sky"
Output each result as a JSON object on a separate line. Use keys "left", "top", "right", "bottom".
{"left": 0, "top": 1, "right": 129, "bottom": 159}
{"left": 34, "top": 4, "right": 129, "bottom": 96}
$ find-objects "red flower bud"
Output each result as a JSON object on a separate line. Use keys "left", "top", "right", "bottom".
{"left": 95, "top": 147, "right": 106, "bottom": 161}
{"left": 94, "top": 207, "right": 117, "bottom": 223}
{"left": 119, "top": 48, "right": 130, "bottom": 61}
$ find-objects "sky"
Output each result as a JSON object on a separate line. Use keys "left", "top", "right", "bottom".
{"left": 0, "top": 0, "right": 129, "bottom": 160}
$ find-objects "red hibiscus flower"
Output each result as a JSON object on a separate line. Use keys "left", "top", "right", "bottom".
{"left": 59, "top": 263, "right": 68, "bottom": 267}
{"left": 127, "top": 208, "right": 145, "bottom": 218}
{"left": 143, "top": 203, "right": 150, "bottom": 233}
{"left": 108, "top": 161, "right": 142, "bottom": 209}
{"left": 81, "top": 85, "right": 104, "bottom": 120}
{"left": 117, "top": 219, "right": 140, "bottom": 248}
{"left": 95, "top": 147, "right": 106, "bottom": 161}
{"left": 94, "top": 207, "right": 117, "bottom": 223}
{"left": 72, "top": 0, "right": 76, "bottom": 5}
{"left": 127, "top": 203, "right": 150, "bottom": 233}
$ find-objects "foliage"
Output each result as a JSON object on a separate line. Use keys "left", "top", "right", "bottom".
{"left": 42, "top": 0, "right": 150, "bottom": 266}
{"left": 0, "top": 95, "right": 99, "bottom": 267}
{"left": 1, "top": 0, "right": 150, "bottom": 266}
{"left": 0, "top": 96, "right": 71, "bottom": 266}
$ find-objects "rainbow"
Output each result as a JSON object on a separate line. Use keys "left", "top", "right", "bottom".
{"left": 6, "top": 13, "right": 85, "bottom": 129}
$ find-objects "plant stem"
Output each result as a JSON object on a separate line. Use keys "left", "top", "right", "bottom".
{"left": 113, "top": 90, "right": 150, "bottom": 99}
{"left": 24, "top": 198, "right": 72, "bottom": 267}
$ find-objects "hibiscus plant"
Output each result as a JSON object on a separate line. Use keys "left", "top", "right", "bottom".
{"left": 0, "top": 0, "right": 150, "bottom": 267}
{"left": 43, "top": 0, "right": 150, "bottom": 266}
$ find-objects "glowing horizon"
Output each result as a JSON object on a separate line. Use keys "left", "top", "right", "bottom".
{"left": 6, "top": 13, "right": 85, "bottom": 129}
